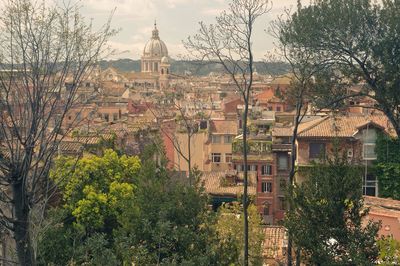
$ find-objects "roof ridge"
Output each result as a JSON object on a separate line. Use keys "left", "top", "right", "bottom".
{"left": 297, "top": 116, "right": 329, "bottom": 135}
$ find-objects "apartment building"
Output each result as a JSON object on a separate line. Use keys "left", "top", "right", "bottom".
{"left": 295, "top": 115, "right": 394, "bottom": 196}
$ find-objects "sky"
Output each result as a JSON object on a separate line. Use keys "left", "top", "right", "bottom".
{"left": 4, "top": 0, "right": 385, "bottom": 60}
{"left": 81, "top": 0, "right": 300, "bottom": 60}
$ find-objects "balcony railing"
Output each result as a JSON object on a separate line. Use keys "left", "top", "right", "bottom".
{"left": 271, "top": 144, "right": 291, "bottom": 152}
{"left": 232, "top": 139, "right": 272, "bottom": 154}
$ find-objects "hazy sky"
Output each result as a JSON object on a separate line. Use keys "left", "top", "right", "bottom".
{"left": 81, "top": 0, "right": 299, "bottom": 60}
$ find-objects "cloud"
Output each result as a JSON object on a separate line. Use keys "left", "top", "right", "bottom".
{"left": 201, "top": 7, "right": 224, "bottom": 16}
{"left": 83, "top": 0, "right": 157, "bottom": 20}
{"left": 165, "top": 0, "right": 191, "bottom": 8}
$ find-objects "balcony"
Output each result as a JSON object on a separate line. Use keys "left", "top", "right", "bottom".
{"left": 272, "top": 143, "right": 291, "bottom": 152}
{"left": 232, "top": 139, "right": 272, "bottom": 154}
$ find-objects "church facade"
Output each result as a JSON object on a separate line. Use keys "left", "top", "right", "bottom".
{"left": 139, "top": 22, "right": 171, "bottom": 89}
{"left": 98, "top": 22, "right": 172, "bottom": 90}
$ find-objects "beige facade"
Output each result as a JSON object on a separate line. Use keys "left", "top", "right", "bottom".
{"left": 171, "top": 119, "right": 238, "bottom": 173}
{"left": 174, "top": 132, "right": 208, "bottom": 172}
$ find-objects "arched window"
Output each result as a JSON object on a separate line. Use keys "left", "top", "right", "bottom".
{"left": 161, "top": 68, "right": 164, "bottom": 74}
{"left": 166, "top": 68, "right": 169, "bottom": 74}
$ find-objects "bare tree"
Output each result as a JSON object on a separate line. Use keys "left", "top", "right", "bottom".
{"left": 185, "top": 1, "right": 270, "bottom": 264}
{"left": 0, "top": 0, "right": 115, "bottom": 264}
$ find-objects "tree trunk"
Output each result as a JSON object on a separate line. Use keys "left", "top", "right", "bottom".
{"left": 287, "top": 100, "right": 303, "bottom": 266}
{"left": 242, "top": 104, "right": 249, "bottom": 266}
{"left": 295, "top": 248, "right": 301, "bottom": 266}
{"left": 188, "top": 132, "right": 192, "bottom": 186}
{"left": 12, "top": 181, "right": 34, "bottom": 266}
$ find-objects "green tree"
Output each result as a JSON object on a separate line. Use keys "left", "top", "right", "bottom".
{"left": 113, "top": 156, "right": 216, "bottom": 265}
{"left": 278, "top": 0, "right": 400, "bottom": 137}
{"left": 375, "top": 133, "right": 400, "bottom": 199}
{"left": 285, "top": 156, "right": 380, "bottom": 265}
{"left": 378, "top": 236, "right": 400, "bottom": 265}
{"left": 39, "top": 147, "right": 225, "bottom": 265}
{"left": 212, "top": 202, "right": 264, "bottom": 266}
{"left": 38, "top": 150, "right": 140, "bottom": 265}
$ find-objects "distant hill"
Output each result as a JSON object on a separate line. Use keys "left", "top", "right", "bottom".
{"left": 98, "top": 59, "right": 290, "bottom": 76}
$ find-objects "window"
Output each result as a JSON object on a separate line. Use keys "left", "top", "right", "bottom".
{"left": 278, "top": 197, "right": 286, "bottom": 210}
{"left": 211, "top": 135, "right": 221, "bottom": 143}
{"left": 225, "top": 153, "right": 232, "bottom": 163}
{"left": 309, "top": 143, "right": 326, "bottom": 159}
{"left": 263, "top": 202, "right": 270, "bottom": 215}
{"left": 224, "top": 135, "right": 233, "bottom": 144}
{"left": 363, "top": 174, "right": 377, "bottom": 196}
{"left": 279, "top": 178, "right": 287, "bottom": 193}
{"left": 250, "top": 165, "right": 258, "bottom": 171}
{"left": 104, "top": 113, "right": 109, "bottom": 122}
{"left": 211, "top": 153, "right": 221, "bottom": 163}
{"left": 276, "top": 106, "right": 281, "bottom": 112}
{"left": 363, "top": 144, "right": 376, "bottom": 160}
{"left": 113, "top": 113, "right": 118, "bottom": 121}
{"left": 261, "top": 182, "right": 272, "bottom": 193}
{"left": 278, "top": 154, "right": 288, "bottom": 170}
{"left": 261, "top": 164, "right": 272, "bottom": 175}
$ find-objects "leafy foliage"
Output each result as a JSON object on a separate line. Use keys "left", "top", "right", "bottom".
{"left": 375, "top": 133, "right": 400, "bottom": 199}
{"left": 113, "top": 160, "right": 214, "bottom": 264}
{"left": 278, "top": 0, "right": 400, "bottom": 136}
{"left": 285, "top": 156, "right": 380, "bottom": 265}
{"left": 212, "top": 202, "right": 264, "bottom": 266}
{"left": 378, "top": 236, "right": 400, "bottom": 265}
{"left": 39, "top": 148, "right": 259, "bottom": 265}
{"left": 38, "top": 150, "right": 140, "bottom": 265}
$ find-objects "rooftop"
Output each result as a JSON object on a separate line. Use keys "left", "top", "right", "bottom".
{"left": 201, "top": 171, "right": 256, "bottom": 197}
{"left": 297, "top": 115, "right": 394, "bottom": 138}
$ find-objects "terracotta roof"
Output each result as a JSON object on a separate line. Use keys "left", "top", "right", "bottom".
{"left": 364, "top": 196, "right": 400, "bottom": 218}
{"left": 123, "top": 72, "right": 158, "bottom": 80}
{"left": 201, "top": 171, "right": 256, "bottom": 197}
{"left": 297, "top": 115, "right": 393, "bottom": 138}
{"left": 254, "top": 89, "right": 274, "bottom": 101}
{"left": 209, "top": 119, "right": 238, "bottom": 134}
{"left": 70, "top": 133, "right": 115, "bottom": 145}
{"left": 263, "top": 226, "right": 287, "bottom": 260}
{"left": 58, "top": 141, "right": 83, "bottom": 153}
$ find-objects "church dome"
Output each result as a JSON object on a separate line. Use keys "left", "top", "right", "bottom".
{"left": 143, "top": 23, "right": 168, "bottom": 58}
